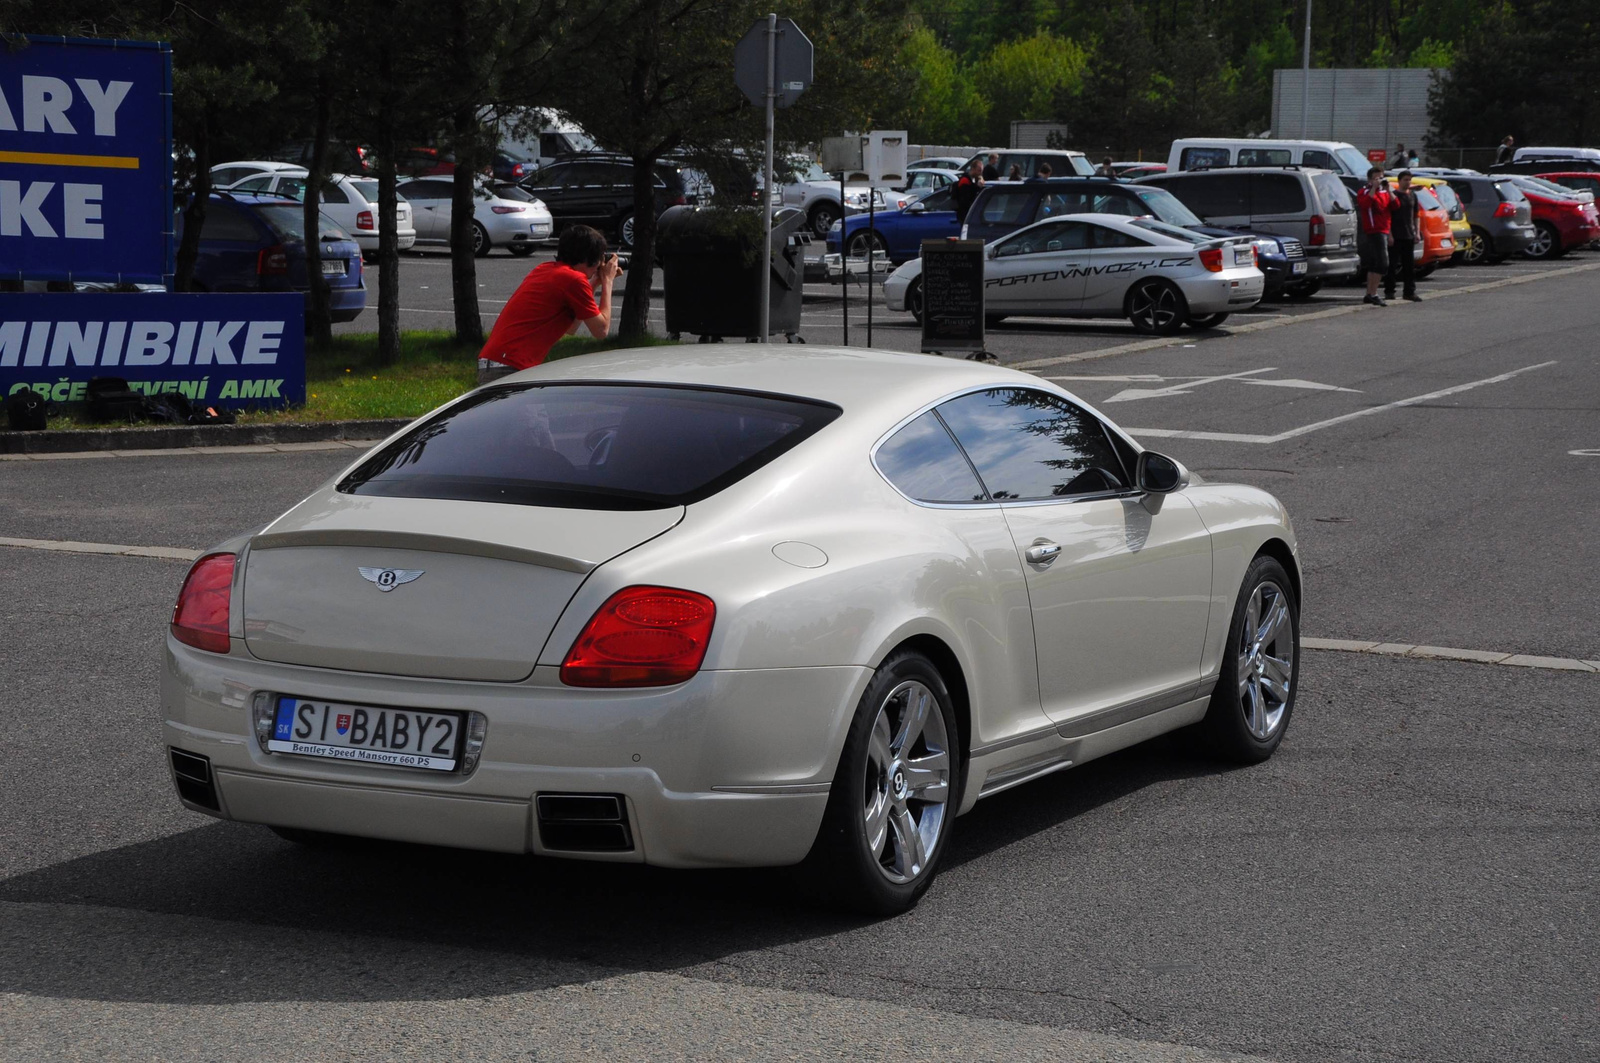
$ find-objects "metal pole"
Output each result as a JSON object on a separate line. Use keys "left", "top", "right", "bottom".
{"left": 1300, "top": 0, "right": 1312, "bottom": 138}
{"left": 866, "top": 188, "right": 874, "bottom": 347}
{"left": 840, "top": 169, "right": 848, "bottom": 346}
{"left": 759, "top": 12, "right": 776, "bottom": 343}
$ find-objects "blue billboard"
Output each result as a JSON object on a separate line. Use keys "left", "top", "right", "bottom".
{"left": 0, "top": 292, "right": 305, "bottom": 409}
{"left": 0, "top": 36, "right": 174, "bottom": 285}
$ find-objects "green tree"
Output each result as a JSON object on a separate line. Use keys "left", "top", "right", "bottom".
{"left": 895, "top": 25, "right": 987, "bottom": 143}
{"left": 972, "top": 30, "right": 1087, "bottom": 146}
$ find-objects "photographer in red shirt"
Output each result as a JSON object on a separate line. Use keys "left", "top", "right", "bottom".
{"left": 477, "top": 224, "right": 622, "bottom": 384}
{"left": 1355, "top": 167, "right": 1395, "bottom": 307}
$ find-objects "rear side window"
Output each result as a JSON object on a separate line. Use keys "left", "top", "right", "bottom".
{"left": 1167, "top": 174, "right": 1246, "bottom": 218}
{"left": 402, "top": 180, "right": 453, "bottom": 199}
{"left": 979, "top": 190, "right": 1035, "bottom": 225}
{"left": 1302, "top": 150, "right": 1335, "bottom": 170}
{"left": 339, "top": 384, "right": 841, "bottom": 510}
{"left": 1238, "top": 148, "right": 1292, "bottom": 167}
{"left": 1251, "top": 174, "right": 1307, "bottom": 214}
{"left": 936, "top": 388, "right": 1129, "bottom": 501}
{"left": 194, "top": 206, "right": 261, "bottom": 242}
{"left": 1092, "top": 225, "right": 1148, "bottom": 247}
{"left": 320, "top": 181, "right": 350, "bottom": 205}
{"left": 1180, "top": 147, "right": 1231, "bottom": 170}
{"left": 875, "top": 412, "right": 986, "bottom": 503}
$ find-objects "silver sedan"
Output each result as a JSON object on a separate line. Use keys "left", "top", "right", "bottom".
{"left": 163, "top": 348, "right": 1301, "bottom": 913}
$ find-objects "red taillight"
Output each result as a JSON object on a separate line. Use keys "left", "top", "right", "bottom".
{"left": 561, "top": 585, "right": 716, "bottom": 687}
{"left": 171, "top": 553, "right": 235, "bottom": 654}
{"left": 1199, "top": 247, "right": 1224, "bottom": 272}
{"left": 256, "top": 244, "right": 288, "bottom": 275}
{"left": 356, "top": 210, "right": 374, "bottom": 230}
{"left": 491, "top": 204, "right": 525, "bottom": 214}
{"left": 1493, "top": 202, "right": 1517, "bottom": 218}
{"left": 1308, "top": 214, "right": 1326, "bottom": 246}
{"left": 669, "top": 195, "right": 687, "bottom": 206}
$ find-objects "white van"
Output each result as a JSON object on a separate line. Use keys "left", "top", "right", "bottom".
{"left": 496, "top": 107, "right": 601, "bottom": 170}
{"left": 1167, "top": 138, "right": 1374, "bottom": 178}
{"left": 1513, "top": 146, "right": 1600, "bottom": 163}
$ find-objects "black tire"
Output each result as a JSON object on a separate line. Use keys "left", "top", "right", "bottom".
{"left": 1127, "top": 278, "right": 1189, "bottom": 335}
{"left": 1284, "top": 279, "right": 1322, "bottom": 299}
{"left": 806, "top": 650, "right": 962, "bottom": 915}
{"left": 808, "top": 202, "right": 839, "bottom": 238}
{"left": 1197, "top": 555, "right": 1299, "bottom": 764}
{"left": 471, "top": 221, "right": 491, "bottom": 258}
{"left": 1461, "top": 227, "right": 1491, "bottom": 264}
{"left": 618, "top": 212, "right": 635, "bottom": 250}
{"left": 1189, "top": 312, "right": 1229, "bottom": 329}
{"left": 508, "top": 243, "right": 536, "bottom": 257}
{"left": 906, "top": 276, "right": 925, "bottom": 325}
{"left": 1522, "top": 221, "right": 1562, "bottom": 260}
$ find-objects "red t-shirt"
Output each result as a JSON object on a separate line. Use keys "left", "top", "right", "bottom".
{"left": 1356, "top": 187, "right": 1394, "bottom": 235}
{"left": 479, "top": 262, "right": 600, "bottom": 370}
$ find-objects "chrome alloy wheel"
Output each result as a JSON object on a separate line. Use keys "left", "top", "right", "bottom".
{"left": 847, "top": 230, "right": 887, "bottom": 258}
{"left": 1237, "top": 580, "right": 1295, "bottom": 740}
{"left": 1129, "top": 280, "right": 1182, "bottom": 332}
{"left": 1523, "top": 224, "right": 1555, "bottom": 259}
{"left": 1461, "top": 230, "right": 1487, "bottom": 263}
{"left": 862, "top": 679, "right": 951, "bottom": 884}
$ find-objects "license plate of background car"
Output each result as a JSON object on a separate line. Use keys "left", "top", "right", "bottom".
{"left": 1340, "top": 233, "right": 1355, "bottom": 247}
{"left": 1292, "top": 261, "right": 1308, "bottom": 274}
{"left": 321, "top": 260, "right": 346, "bottom": 275}
{"left": 269, "top": 696, "right": 461, "bottom": 771}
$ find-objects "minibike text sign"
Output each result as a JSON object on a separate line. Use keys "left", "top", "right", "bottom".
{"left": 0, "top": 292, "right": 306, "bottom": 408}
{"left": 0, "top": 35, "right": 174, "bottom": 284}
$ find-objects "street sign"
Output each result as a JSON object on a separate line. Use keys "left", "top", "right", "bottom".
{"left": 919, "top": 239, "right": 986, "bottom": 353}
{"left": 0, "top": 36, "right": 174, "bottom": 285}
{"left": 734, "top": 18, "right": 812, "bottom": 110}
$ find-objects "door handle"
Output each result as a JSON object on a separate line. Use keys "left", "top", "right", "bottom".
{"left": 1025, "top": 540, "right": 1061, "bottom": 565}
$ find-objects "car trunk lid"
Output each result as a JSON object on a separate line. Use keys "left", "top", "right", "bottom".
{"left": 242, "top": 491, "right": 682, "bottom": 681}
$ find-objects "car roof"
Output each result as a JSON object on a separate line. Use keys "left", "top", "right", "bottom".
{"left": 1152, "top": 166, "right": 1332, "bottom": 177}
{"left": 502, "top": 345, "right": 1067, "bottom": 423}
{"left": 210, "top": 160, "right": 302, "bottom": 172}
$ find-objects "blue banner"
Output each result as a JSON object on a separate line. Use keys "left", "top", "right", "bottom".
{"left": 0, "top": 36, "right": 174, "bottom": 284}
{"left": 0, "top": 292, "right": 305, "bottom": 409}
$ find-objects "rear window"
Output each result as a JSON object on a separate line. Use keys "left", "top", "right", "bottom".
{"left": 1495, "top": 181, "right": 1527, "bottom": 203}
{"left": 339, "top": 384, "right": 841, "bottom": 510}
{"left": 979, "top": 189, "right": 1035, "bottom": 225}
{"left": 1415, "top": 188, "right": 1442, "bottom": 210}
{"left": 1130, "top": 186, "right": 1202, "bottom": 227}
{"left": 254, "top": 205, "right": 350, "bottom": 241}
{"left": 1312, "top": 173, "right": 1354, "bottom": 212}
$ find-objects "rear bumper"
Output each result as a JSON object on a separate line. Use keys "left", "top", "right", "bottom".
{"left": 328, "top": 282, "right": 367, "bottom": 322}
{"left": 1183, "top": 270, "right": 1263, "bottom": 312}
{"left": 162, "top": 640, "right": 861, "bottom": 868}
{"left": 1486, "top": 222, "right": 1535, "bottom": 253}
{"left": 1302, "top": 250, "right": 1360, "bottom": 278}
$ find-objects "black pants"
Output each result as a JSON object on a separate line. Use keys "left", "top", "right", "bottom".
{"left": 1385, "top": 239, "right": 1416, "bottom": 298}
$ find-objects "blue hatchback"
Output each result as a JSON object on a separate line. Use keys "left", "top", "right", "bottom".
{"left": 177, "top": 193, "right": 366, "bottom": 323}
{"left": 826, "top": 187, "right": 961, "bottom": 264}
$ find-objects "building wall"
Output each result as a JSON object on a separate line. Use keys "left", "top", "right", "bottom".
{"left": 1273, "top": 68, "right": 1441, "bottom": 157}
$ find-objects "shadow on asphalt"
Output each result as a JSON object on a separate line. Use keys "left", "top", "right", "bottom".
{"left": 0, "top": 735, "right": 1235, "bottom": 1005}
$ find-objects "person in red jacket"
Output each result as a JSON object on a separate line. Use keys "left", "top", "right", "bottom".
{"left": 1355, "top": 166, "right": 1395, "bottom": 307}
{"left": 476, "top": 225, "right": 621, "bottom": 384}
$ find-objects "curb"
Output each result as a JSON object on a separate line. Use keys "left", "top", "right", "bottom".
{"left": 0, "top": 418, "right": 412, "bottom": 456}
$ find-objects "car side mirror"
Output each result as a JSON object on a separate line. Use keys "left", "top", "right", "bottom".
{"left": 1136, "top": 450, "right": 1189, "bottom": 493}
{"left": 986, "top": 245, "right": 999, "bottom": 259}
{"left": 906, "top": 202, "right": 925, "bottom": 213}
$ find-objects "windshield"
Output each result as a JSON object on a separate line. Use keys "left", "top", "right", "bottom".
{"left": 1334, "top": 146, "right": 1371, "bottom": 176}
{"left": 1067, "top": 155, "right": 1095, "bottom": 176}
{"left": 339, "top": 384, "right": 841, "bottom": 511}
{"left": 255, "top": 204, "right": 350, "bottom": 241}
{"left": 1130, "top": 218, "right": 1210, "bottom": 244}
{"left": 784, "top": 159, "right": 828, "bottom": 183}
{"left": 1131, "top": 186, "right": 1202, "bottom": 227}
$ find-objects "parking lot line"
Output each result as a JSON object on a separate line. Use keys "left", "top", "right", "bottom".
{"left": 0, "top": 536, "right": 199, "bottom": 562}
{"left": 1129, "top": 361, "right": 1557, "bottom": 444}
{"left": 1302, "top": 637, "right": 1597, "bottom": 673}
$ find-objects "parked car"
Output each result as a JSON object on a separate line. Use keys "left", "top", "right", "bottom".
{"left": 776, "top": 156, "right": 889, "bottom": 237}
{"left": 161, "top": 344, "right": 1301, "bottom": 914}
{"left": 1111, "top": 162, "right": 1167, "bottom": 179}
{"left": 1488, "top": 158, "right": 1600, "bottom": 177}
{"left": 222, "top": 170, "right": 417, "bottom": 258}
{"left": 398, "top": 176, "right": 554, "bottom": 256}
{"left": 905, "top": 155, "right": 967, "bottom": 171}
{"left": 1502, "top": 176, "right": 1600, "bottom": 258}
{"left": 827, "top": 187, "right": 961, "bottom": 263}
{"left": 1538, "top": 171, "right": 1600, "bottom": 196}
{"left": 886, "top": 214, "right": 1263, "bottom": 333}
{"left": 1514, "top": 146, "right": 1600, "bottom": 164}
{"left": 964, "top": 177, "right": 1310, "bottom": 298}
{"left": 496, "top": 107, "right": 602, "bottom": 170}
{"left": 1414, "top": 177, "right": 1473, "bottom": 263}
{"left": 176, "top": 192, "right": 365, "bottom": 322}
{"left": 519, "top": 154, "right": 697, "bottom": 249}
{"left": 897, "top": 168, "right": 955, "bottom": 194}
{"left": 1166, "top": 138, "right": 1373, "bottom": 178}
{"left": 208, "top": 160, "right": 305, "bottom": 189}
{"left": 1442, "top": 175, "right": 1536, "bottom": 263}
{"left": 493, "top": 149, "right": 537, "bottom": 183}
{"left": 1135, "top": 168, "right": 1361, "bottom": 288}
{"left": 962, "top": 148, "right": 1095, "bottom": 179}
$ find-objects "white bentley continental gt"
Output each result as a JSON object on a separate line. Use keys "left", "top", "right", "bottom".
{"left": 884, "top": 213, "right": 1265, "bottom": 334}
{"left": 164, "top": 347, "right": 1301, "bottom": 913}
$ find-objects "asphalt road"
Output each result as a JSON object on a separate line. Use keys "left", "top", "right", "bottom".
{"left": 3, "top": 251, "right": 1597, "bottom": 1061}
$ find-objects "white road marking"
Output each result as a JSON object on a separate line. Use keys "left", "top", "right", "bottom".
{"left": 1304, "top": 637, "right": 1597, "bottom": 673}
{"left": 1104, "top": 368, "right": 1276, "bottom": 403}
{"left": 0, "top": 536, "right": 199, "bottom": 561}
{"left": 1129, "top": 361, "right": 1557, "bottom": 443}
{"left": 1242, "top": 378, "right": 1362, "bottom": 392}
{"left": 1570, "top": 448, "right": 1600, "bottom": 457}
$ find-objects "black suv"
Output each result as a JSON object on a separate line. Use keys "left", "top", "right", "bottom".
{"left": 962, "top": 177, "right": 1308, "bottom": 297}
{"left": 518, "top": 154, "right": 698, "bottom": 249}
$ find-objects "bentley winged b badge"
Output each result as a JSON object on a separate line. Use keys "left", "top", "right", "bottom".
{"left": 358, "top": 567, "right": 425, "bottom": 592}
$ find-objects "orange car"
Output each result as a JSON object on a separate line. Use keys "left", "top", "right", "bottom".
{"left": 1389, "top": 176, "right": 1456, "bottom": 273}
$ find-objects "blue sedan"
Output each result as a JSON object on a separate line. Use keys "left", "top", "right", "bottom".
{"left": 826, "top": 187, "right": 960, "bottom": 264}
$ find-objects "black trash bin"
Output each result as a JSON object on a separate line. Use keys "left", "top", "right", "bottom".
{"left": 658, "top": 206, "right": 807, "bottom": 342}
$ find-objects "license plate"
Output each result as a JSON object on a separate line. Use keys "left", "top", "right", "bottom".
{"left": 269, "top": 697, "right": 462, "bottom": 771}
{"left": 321, "top": 260, "right": 346, "bottom": 275}
{"left": 1291, "top": 261, "right": 1309, "bottom": 275}
{"left": 1232, "top": 246, "right": 1253, "bottom": 267}
{"left": 1340, "top": 232, "right": 1355, "bottom": 248}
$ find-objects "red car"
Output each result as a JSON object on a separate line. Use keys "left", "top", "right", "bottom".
{"left": 1510, "top": 175, "right": 1600, "bottom": 258}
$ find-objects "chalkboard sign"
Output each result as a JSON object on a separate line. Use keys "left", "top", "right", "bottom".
{"left": 919, "top": 239, "right": 986, "bottom": 353}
